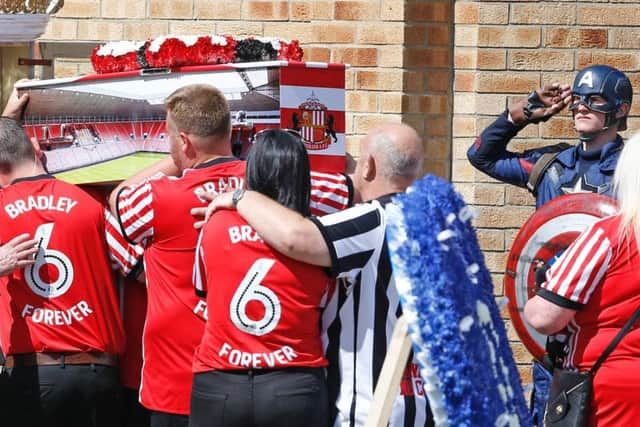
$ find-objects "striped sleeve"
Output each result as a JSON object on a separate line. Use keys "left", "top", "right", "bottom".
{"left": 311, "top": 202, "right": 384, "bottom": 280}
{"left": 539, "top": 222, "right": 613, "bottom": 308}
{"left": 193, "top": 229, "right": 207, "bottom": 297}
{"left": 104, "top": 209, "right": 144, "bottom": 277}
{"left": 115, "top": 181, "right": 155, "bottom": 247}
{"left": 310, "top": 171, "right": 353, "bottom": 216}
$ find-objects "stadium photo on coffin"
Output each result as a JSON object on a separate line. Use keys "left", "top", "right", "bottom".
{"left": 17, "top": 63, "right": 282, "bottom": 184}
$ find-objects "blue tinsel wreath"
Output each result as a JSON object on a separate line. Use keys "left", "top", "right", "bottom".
{"left": 386, "top": 175, "right": 531, "bottom": 426}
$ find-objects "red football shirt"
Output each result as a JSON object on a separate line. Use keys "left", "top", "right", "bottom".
{"left": 0, "top": 175, "right": 139, "bottom": 355}
{"left": 539, "top": 214, "right": 640, "bottom": 425}
{"left": 116, "top": 157, "right": 245, "bottom": 415}
{"left": 192, "top": 210, "right": 332, "bottom": 372}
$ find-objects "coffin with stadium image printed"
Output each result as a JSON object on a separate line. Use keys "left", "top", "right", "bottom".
{"left": 16, "top": 61, "right": 347, "bottom": 185}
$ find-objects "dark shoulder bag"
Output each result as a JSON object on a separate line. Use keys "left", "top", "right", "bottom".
{"left": 544, "top": 306, "right": 640, "bottom": 427}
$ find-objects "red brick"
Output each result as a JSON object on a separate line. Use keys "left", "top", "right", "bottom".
{"left": 41, "top": 19, "right": 78, "bottom": 40}
{"left": 451, "top": 118, "right": 476, "bottom": 139}
{"left": 610, "top": 29, "right": 640, "bottom": 49}
{"left": 264, "top": 22, "right": 313, "bottom": 41}
{"left": 335, "top": 1, "right": 379, "bottom": 20}
{"left": 426, "top": 25, "right": 450, "bottom": 46}
{"left": 541, "top": 117, "right": 576, "bottom": 139}
{"left": 477, "top": 49, "right": 506, "bottom": 70}
{"left": 77, "top": 20, "right": 124, "bottom": 40}
{"left": 303, "top": 47, "right": 331, "bottom": 62}
{"left": 424, "top": 136, "right": 450, "bottom": 159}
{"left": 474, "top": 206, "right": 533, "bottom": 228}
{"left": 544, "top": 28, "right": 607, "bottom": 49}
{"left": 425, "top": 116, "right": 450, "bottom": 138}
{"left": 476, "top": 72, "right": 540, "bottom": 94}
{"left": 243, "top": 1, "right": 289, "bottom": 21}
{"left": 358, "top": 22, "right": 403, "bottom": 44}
{"left": 381, "top": 0, "right": 403, "bottom": 21}
{"left": 478, "top": 27, "right": 540, "bottom": 48}
{"left": 477, "top": 229, "right": 506, "bottom": 251}
{"left": 196, "top": 0, "right": 242, "bottom": 19}
{"left": 124, "top": 21, "right": 169, "bottom": 41}
{"left": 346, "top": 91, "right": 378, "bottom": 113}
{"left": 419, "top": 95, "right": 448, "bottom": 114}
{"left": 290, "top": 1, "right": 310, "bottom": 21}
{"left": 510, "top": 3, "right": 575, "bottom": 25}
{"left": 454, "top": 72, "right": 475, "bottom": 92}
{"left": 509, "top": 50, "right": 574, "bottom": 71}
{"left": 170, "top": 21, "right": 216, "bottom": 35}
{"left": 309, "top": 1, "right": 333, "bottom": 20}
{"left": 406, "top": 1, "right": 450, "bottom": 23}
{"left": 576, "top": 51, "right": 639, "bottom": 71}
{"left": 579, "top": 5, "right": 640, "bottom": 26}
{"left": 455, "top": 3, "right": 479, "bottom": 25}
{"left": 454, "top": 48, "right": 476, "bottom": 69}
{"left": 405, "top": 25, "right": 427, "bottom": 45}
{"left": 505, "top": 186, "right": 535, "bottom": 207}
{"left": 332, "top": 47, "right": 377, "bottom": 67}
{"left": 479, "top": 3, "right": 508, "bottom": 25}
{"left": 406, "top": 47, "right": 450, "bottom": 68}
{"left": 356, "top": 69, "right": 403, "bottom": 91}
{"left": 102, "top": 0, "right": 145, "bottom": 18}
{"left": 404, "top": 71, "right": 425, "bottom": 93}
{"left": 311, "top": 23, "right": 356, "bottom": 43}
{"left": 379, "top": 93, "right": 402, "bottom": 113}
{"left": 423, "top": 159, "right": 449, "bottom": 179}
{"left": 150, "top": 0, "right": 193, "bottom": 19}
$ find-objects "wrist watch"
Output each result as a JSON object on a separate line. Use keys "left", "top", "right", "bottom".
{"left": 232, "top": 188, "right": 246, "bottom": 207}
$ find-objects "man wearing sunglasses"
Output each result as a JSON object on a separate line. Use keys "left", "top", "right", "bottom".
{"left": 467, "top": 64, "right": 633, "bottom": 426}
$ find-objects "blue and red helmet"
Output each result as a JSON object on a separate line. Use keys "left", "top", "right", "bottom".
{"left": 570, "top": 64, "right": 633, "bottom": 131}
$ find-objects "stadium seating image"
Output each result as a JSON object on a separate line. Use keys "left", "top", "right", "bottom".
{"left": 23, "top": 120, "right": 170, "bottom": 173}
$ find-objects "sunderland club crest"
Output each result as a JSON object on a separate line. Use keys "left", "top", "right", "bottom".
{"left": 290, "top": 92, "right": 337, "bottom": 150}
{"left": 504, "top": 193, "right": 618, "bottom": 360}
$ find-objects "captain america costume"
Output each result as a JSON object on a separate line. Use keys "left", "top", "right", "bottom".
{"left": 467, "top": 111, "right": 622, "bottom": 209}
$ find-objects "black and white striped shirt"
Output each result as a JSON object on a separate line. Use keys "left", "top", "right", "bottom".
{"left": 312, "top": 195, "right": 434, "bottom": 427}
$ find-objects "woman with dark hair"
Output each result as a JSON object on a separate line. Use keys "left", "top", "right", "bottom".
{"left": 189, "top": 129, "right": 331, "bottom": 427}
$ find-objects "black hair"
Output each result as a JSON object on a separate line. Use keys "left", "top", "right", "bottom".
{"left": 246, "top": 129, "right": 311, "bottom": 216}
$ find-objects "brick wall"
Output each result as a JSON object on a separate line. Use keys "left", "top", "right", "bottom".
{"left": 453, "top": 0, "right": 640, "bottom": 383}
{"left": 29, "top": 0, "right": 640, "bottom": 388}
{"left": 37, "top": 0, "right": 454, "bottom": 175}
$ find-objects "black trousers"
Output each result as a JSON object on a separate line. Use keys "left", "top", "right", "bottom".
{"left": 1, "top": 364, "right": 122, "bottom": 427}
{"left": 123, "top": 386, "right": 150, "bottom": 427}
{"left": 150, "top": 410, "right": 189, "bottom": 427}
{"left": 189, "top": 368, "right": 329, "bottom": 427}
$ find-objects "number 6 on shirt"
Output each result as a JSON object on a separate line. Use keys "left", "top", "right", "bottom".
{"left": 230, "top": 258, "right": 281, "bottom": 336}
{"left": 25, "top": 222, "right": 75, "bottom": 298}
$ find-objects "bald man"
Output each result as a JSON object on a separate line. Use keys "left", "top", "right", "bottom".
{"left": 205, "top": 122, "right": 433, "bottom": 426}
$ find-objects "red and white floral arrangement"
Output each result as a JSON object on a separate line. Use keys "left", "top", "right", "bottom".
{"left": 91, "top": 35, "right": 304, "bottom": 74}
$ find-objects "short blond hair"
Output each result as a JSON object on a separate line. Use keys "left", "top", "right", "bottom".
{"left": 165, "top": 84, "right": 231, "bottom": 139}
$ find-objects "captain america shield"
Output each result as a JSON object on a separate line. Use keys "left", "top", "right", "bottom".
{"left": 504, "top": 193, "right": 618, "bottom": 360}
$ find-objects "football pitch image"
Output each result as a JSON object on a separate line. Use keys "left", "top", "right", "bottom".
{"left": 55, "top": 152, "right": 167, "bottom": 185}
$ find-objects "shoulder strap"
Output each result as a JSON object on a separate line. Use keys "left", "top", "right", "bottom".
{"left": 591, "top": 305, "right": 640, "bottom": 374}
{"left": 526, "top": 143, "right": 572, "bottom": 194}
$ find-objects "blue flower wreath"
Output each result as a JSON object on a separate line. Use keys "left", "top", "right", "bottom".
{"left": 386, "top": 175, "right": 531, "bottom": 426}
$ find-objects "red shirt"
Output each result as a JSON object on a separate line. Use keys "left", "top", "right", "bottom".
{"left": 0, "top": 175, "right": 139, "bottom": 355}
{"left": 193, "top": 210, "right": 332, "bottom": 372}
{"left": 116, "top": 158, "right": 245, "bottom": 415}
{"left": 540, "top": 215, "right": 640, "bottom": 425}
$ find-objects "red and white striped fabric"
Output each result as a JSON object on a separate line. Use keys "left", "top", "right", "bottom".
{"left": 310, "top": 171, "right": 352, "bottom": 216}
{"left": 542, "top": 220, "right": 613, "bottom": 305}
